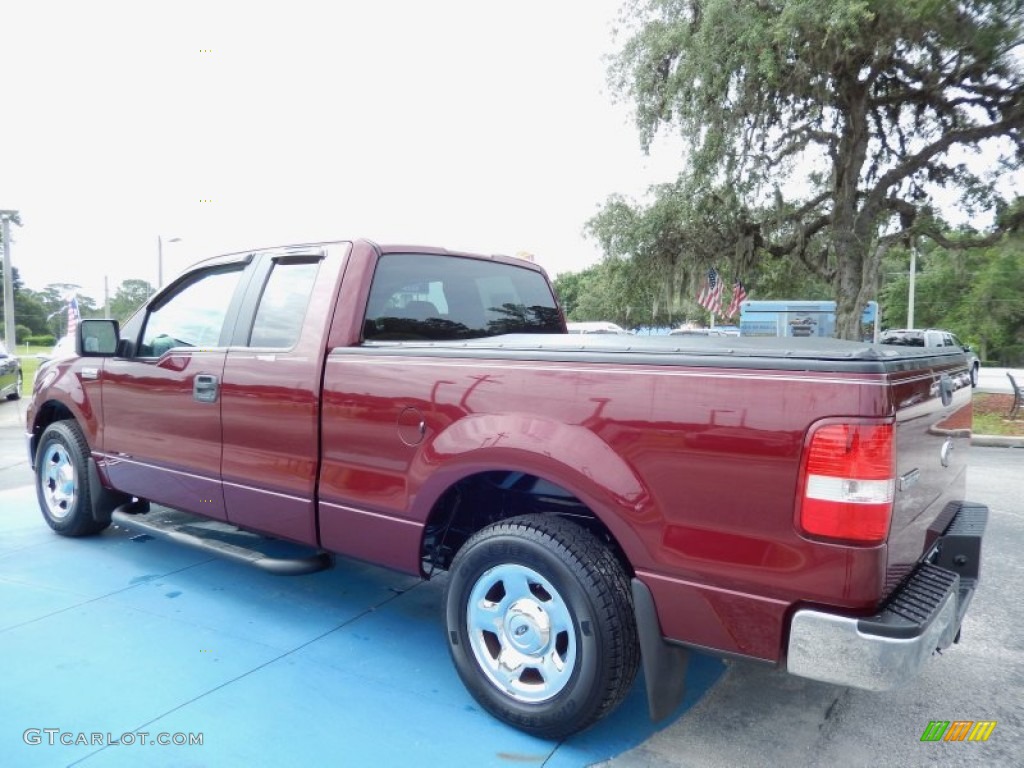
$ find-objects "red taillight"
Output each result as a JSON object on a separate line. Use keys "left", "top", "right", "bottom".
{"left": 798, "top": 422, "right": 895, "bottom": 544}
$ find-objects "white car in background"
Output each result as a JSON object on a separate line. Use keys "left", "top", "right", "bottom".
{"left": 566, "top": 321, "right": 632, "bottom": 335}
{"left": 669, "top": 327, "right": 732, "bottom": 337}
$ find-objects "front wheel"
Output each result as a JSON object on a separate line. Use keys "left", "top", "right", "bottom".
{"left": 444, "top": 514, "right": 639, "bottom": 739}
{"left": 35, "top": 420, "right": 108, "bottom": 537}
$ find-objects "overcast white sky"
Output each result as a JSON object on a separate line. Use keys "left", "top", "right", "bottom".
{"left": 2, "top": 0, "right": 688, "bottom": 303}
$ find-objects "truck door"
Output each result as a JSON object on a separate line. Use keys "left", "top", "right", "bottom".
{"left": 99, "top": 261, "right": 251, "bottom": 519}
{"left": 219, "top": 245, "right": 347, "bottom": 545}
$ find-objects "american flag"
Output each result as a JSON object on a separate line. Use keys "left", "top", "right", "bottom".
{"left": 726, "top": 279, "right": 748, "bottom": 319}
{"left": 696, "top": 268, "right": 723, "bottom": 315}
{"left": 66, "top": 296, "right": 80, "bottom": 340}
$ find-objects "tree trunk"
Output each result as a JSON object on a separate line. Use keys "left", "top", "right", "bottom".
{"left": 834, "top": 275, "right": 864, "bottom": 340}
{"left": 833, "top": 235, "right": 869, "bottom": 341}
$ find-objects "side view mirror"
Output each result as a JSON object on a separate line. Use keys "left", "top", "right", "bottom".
{"left": 78, "top": 319, "right": 120, "bottom": 357}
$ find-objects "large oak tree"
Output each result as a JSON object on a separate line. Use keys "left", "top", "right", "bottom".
{"left": 604, "top": 0, "right": 1024, "bottom": 337}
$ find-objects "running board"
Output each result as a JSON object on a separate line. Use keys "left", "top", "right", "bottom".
{"left": 111, "top": 506, "right": 333, "bottom": 575}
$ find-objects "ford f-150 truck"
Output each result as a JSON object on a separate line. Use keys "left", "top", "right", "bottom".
{"left": 26, "top": 240, "right": 986, "bottom": 739}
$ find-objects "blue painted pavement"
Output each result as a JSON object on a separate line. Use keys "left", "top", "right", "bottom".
{"left": 0, "top": 485, "right": 724, "bottom": 767}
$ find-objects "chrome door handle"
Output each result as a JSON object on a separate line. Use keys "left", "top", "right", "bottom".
{"left": 193, "top": 374, "right": 219, "bottom": 403}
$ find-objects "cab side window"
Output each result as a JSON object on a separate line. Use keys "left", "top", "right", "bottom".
{"left": 140, "top": 268, "right": 245, "bottom": 357}
{"left": 248, "top": 261, "right": 320, "bottom": 348}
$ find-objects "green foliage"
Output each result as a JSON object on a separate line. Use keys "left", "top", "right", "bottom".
{"left": 605, "top": 0, "right": 1024, "bottom": 338}
{"left": 25, "top": 334, "right": 56, "bottom": 347}
{"left": 76, "top": 294, "right": 100, "bottom": 318}
{"left": 584, "top": 181, "right": 834, "bottom": 313}
{"left": 33, "top": 283, "right": 102, "bottom": 331}
{"left": 554, "top": 257, "right": 707, "bottom": 329}
{"left": 879, "top": 234, "right": 1024, "bottom": 364}
{"left": 1, "top": 265, "right": 54, "bottom": 336}
{"left": 109, "top": 279, "right": 155, "bottom": 323}
{"left": 15, "top": 324, "right": 32, "bottom": 343}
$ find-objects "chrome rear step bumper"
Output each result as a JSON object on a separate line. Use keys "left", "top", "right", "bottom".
{"left": 787, "top": 502, "right": 987, "bottom": 690}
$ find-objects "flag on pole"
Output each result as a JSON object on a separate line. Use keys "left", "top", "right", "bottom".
{"left": 726, "top": 279, "right": 748, "bottom": 319}
{"left": 66, "top": 296, "right": 80, "bottom": 340}
{"left": 697, "top": 268, "right": 722, "bottom": 315}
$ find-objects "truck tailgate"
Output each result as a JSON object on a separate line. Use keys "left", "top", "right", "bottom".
{"left": 885, "top": 359, "right": 972, "bottom": 594}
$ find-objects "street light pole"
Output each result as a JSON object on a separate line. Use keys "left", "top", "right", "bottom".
{"left": 908, "top": 242, "right": 917, "bottom": 329}
{"left": 157, "top": 235, "right": 182, "bottom": 289}
{"left": 1, "top": 209, "right": 22, "bottom": 349}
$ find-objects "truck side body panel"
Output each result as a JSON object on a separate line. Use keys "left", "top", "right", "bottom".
{"left": 317, "top": 346, "right": 970, "bottom": 660}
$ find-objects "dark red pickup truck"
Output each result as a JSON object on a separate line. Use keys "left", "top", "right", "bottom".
{"left": 26, "top": 240, "right": 986, "bottom": 738}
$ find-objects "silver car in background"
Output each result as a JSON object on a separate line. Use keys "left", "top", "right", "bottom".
{"left": 0, "top": 341, "right": 22, "bottom": 400}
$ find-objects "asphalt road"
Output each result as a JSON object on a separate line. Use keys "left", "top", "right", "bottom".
{"left": 976, "top": 366, "right": 1022, "bottom": 394}
{"left": 0, "top": 395, "right": 30, "bottom": 491}
{"left": 2, "top": 392, "right": 1021, "bottom": 767}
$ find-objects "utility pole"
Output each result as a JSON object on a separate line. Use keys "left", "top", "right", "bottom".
{"left": 907, "top": 242, "right": 917, "bottom": 329}
{"left": 1, "top": 209, "right": 22, "bottom": 349}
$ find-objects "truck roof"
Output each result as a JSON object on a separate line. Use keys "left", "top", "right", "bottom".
{"left": 179, "top": 239, "right": 547, "bottom": 276}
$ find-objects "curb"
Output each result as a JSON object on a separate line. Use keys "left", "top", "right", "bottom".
{"left": 931, "top": 425, "right": 1024, "bottom": 448}
{"left": 971, "top": 434, "right": 1024, "bottom": 448}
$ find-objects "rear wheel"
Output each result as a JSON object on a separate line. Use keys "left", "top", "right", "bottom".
{"left": 35, "top": 420, "right": 109, "bottom": 537}
{"left": 444, "top": 514, "right": 639, "bottom": 739}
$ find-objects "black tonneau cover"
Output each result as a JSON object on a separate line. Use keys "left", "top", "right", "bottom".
{"left": 343, "top": 334, "right": 968, "bottom": 374}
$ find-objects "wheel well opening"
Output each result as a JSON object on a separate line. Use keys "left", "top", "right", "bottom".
{"left": 420, "top": 470, "right": 630, "bottom": 577}
{"left": 30, "top": 401, "right": 75, "bottom": 464}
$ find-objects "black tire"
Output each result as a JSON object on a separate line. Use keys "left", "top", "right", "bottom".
{"left": 35, "top": 420, "right": 109, "bottom": 537}
{"left": 444, "top": 514, "right": 639, "bottom": 740}
{"left": 5, "top": 371, "right": 21, "bottom": 400}
{"left": 971, "top": 363, "right": 979, "bottom": 388}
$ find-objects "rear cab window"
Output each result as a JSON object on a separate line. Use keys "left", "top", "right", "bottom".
{"left": 880, "top": 331, "right": 925, "bottom": 347}
{"left": 362, "top": 253, "right": 563, "bottom": 342}
{"left": 247, "top": 260, "right": 320, "bottom": 348}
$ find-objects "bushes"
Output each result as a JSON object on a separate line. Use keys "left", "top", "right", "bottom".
{"left": 25, "top": 334, "right": 56, "bottom": 347}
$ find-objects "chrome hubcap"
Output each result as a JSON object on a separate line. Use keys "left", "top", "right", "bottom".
{"left": 41, "top": 443, "right": 76, "bottom": 520}
{"left": 467, "top": 563, "right": 576, "bottom": 703}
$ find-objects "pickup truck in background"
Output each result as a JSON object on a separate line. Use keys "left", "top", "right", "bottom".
{"left": 880, "top": 328, "right": 981, "bottom": 387}
{"left": 26, "top": 240, "right": 987, "bottom": 739}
